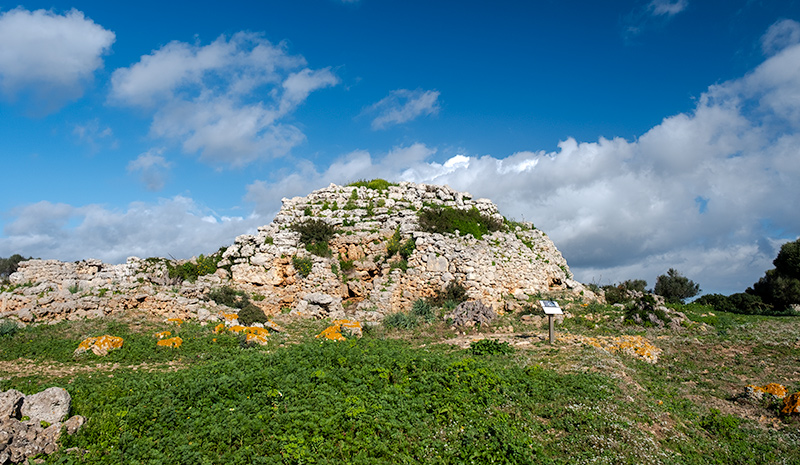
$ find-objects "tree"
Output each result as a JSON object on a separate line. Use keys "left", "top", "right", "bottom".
{"left": 748, "top": 237, "right": 800, "bottom": 312}
{"left": 654, "top": 268, "right": 700, "bottom": 304}
{"left": 0, "top": 254, "right": 27, "bottom": 282}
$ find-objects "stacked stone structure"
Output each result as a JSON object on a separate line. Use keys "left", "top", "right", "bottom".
{"left": 0, "top": 182, "right": 595, "bottom": 325}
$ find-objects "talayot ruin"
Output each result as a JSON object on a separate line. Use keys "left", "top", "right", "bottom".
{"left": 0, "top": 182, "right": 596, "bottom": 325}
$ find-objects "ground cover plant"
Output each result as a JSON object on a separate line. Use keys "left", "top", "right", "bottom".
{"left": 1, "top": 298, "right": 800, "bottom": 464}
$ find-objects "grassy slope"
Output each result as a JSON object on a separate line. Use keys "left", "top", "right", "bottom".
{"left": 1, "top": 301, "right": 799, "bottom": 464}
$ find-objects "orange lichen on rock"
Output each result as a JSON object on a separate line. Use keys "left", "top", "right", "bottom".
{"left": 213, "top": 323, "right": 226, "bottom": 334}
{"left": 154, "top": 331, "right": 172, "bottom": 340}
{"left": 782, "top": 392, "right": 800, "bottom": 415}
{"left": 316, "top": 319, "right": 363, "bottom": 341}
{"left": 245, "top": 327, "right": 270, "bottom": 345}
{"left": 156, "top": 336, "right": 183, "bottom": 348}
{"left": 166, "top": 318, "right": 184, "bottom": 326}
{"left": 228, "top": 325, "right": 246, "bottom": 333}
{"left": 74, "top": 335, "right": 124, "bottom": 357}
{"left": 559, "top": 334, "right": 661, "bottom": 363}
{"left": 747, "top": 383, "right": 788, "bottom": 400}
{"left": 221, "top": 313, "right": 239, "bottom": 323}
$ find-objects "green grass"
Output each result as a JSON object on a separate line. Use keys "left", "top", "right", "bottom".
{"left": 2, "top": 302, "right": 800, "bottom": 464}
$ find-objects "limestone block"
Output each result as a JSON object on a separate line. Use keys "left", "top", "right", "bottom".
{"left": 20, "top": 387, "right": 71, "bottom": 425}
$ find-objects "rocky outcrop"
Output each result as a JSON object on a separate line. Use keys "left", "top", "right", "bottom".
{"left": 0, "top": 181, "right": 596, "bottom": 325}
{"left": 0, "top": 387, "right": 85, "bottom": 464}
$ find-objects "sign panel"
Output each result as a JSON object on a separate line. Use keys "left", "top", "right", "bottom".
{"left": 539, "top": 300, "right": 563, "bottom": 315}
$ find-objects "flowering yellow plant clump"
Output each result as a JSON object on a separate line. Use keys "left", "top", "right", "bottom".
{"left": 157, "top": 336, "right": 183, "bottom": 348}
{"left": 154, "top": 331, "right": 172, "bottom": 340}
{"left": 747, "top": 383, "right": 788, "bottom": 399}
{"left": 559, "top": 334, "right": 661, "bottom": 363}
{"left": 74, "top": 335, "right": 124, "bottom": 357}
{"left": 316, "top": 319, "right": 363, "bottom": 341}
{"left": 166, "top": 318, "right": 184, "bottom": 325}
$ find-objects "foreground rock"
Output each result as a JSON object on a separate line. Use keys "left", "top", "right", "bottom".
{"left": 0, "top": 387, "right": 85, "bottom": 464}
{"left": 1, "top": 182, "right": 597, "bottom": 326}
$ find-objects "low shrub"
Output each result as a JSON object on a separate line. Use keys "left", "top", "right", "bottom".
{"left": 383, "top": 312, "right": 417, "bottom": 330}
{"left": 347, "top": 178, "right": 395, "bottom": 191}
{"left": 470, "top": 339, "right": 514, "bottom": 356}
{"left": 238, "top": 303, "right": 268, "bottom": 326}
{"left": 427, "top": 281, "right": 469, "bottom": 308}
{"left": 167, "top": 247, "right": 226, "bottom": 283}
{"left": 410, "top": 299, "right": 434, "bottom": 323}
{"left": 290, "top": 219, "right": 337, "bottom": 246}
{"left": 700, "top": 408, "right": 741, "bottom": 439}
{"left": 207, "top": 286, "right": 248, "bottom": 309}
{"left": 292, "top": 256, "right": 313, "bottom": 278}
{"left": 386, "top": 228, "right": 415, "bottom": 259}
{"left": 417, "top": 206, "right": 503, "bottom": 240}
{"left": 0, "top": 320, "right": 19, "bottom": 338}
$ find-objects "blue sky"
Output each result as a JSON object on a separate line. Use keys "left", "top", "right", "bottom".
{"left": 1, "top": 0, "right": 799, "bottom": 295}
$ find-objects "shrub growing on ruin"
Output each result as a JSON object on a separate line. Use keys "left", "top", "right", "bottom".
{"left": 238, "top": 303, "right": 268, "bottom": 326}
{"left": 410, "top": 299, "right": 434, "bottom": 323}
{"left": 207, "top": 286, "right": 248, "bottom": 309}
{"left": 167, "top": 248, "right": 226, "bottom": 283}
{"left": 290, "top": 219, "right": 337, "bottom": 257}
{"left": 427, "top": 281, "right": 469, "bottom": 308}
{"left": 417, "top": 206, "right": 503, "bottom": 240}
{"left": 386, "top": 228, "right": 415, "bottom": 260}
{"left": 347, "top": 178, "right": 395, "bottom": 191}
{"left": 292, "top": 256, "right": 313, "bottom": 278}
{"left": 383, "top": 312, "right": 417, "bottom": 330}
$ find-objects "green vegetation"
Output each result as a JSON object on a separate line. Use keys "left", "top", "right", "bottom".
{"left": 166, "top": 247, "right": 227, "bottom": 283}
{"left": 290, "top": 219, "right": 337, "bottom": 257}
{"left": 602, "top": 279, "right": 648, "bottom": 305}
{"left": 426, "top": 281, "right": 469, "bottom": 308}
{"left": 693, "top": 238, "right": 800, "bottom": 316}
{"left": 654, "top": 268, "right": 700, "bottom": 303}
{"left": 386, "top": 227, "right": 415, "bottom": 260}
{"left": 292, "top": 255, "right": 313, "bottom": 278}
{"left": 418, "top": 206, "right": 503, "bottom": 239}
{"left": 0, "top": 320, "right": 19, "bottom": 338}
{"left": 470, "top": 338, "right": 514, "bottom": 356}
{"left": 346, "top": 178, "right": 396, "bottom": 191}
{"left": 750, "top": 237, "right": 800, "bottom": 312}
{"left": 0, "top": 254, "right": 30, "bottom": 283}
{"left": 0, "top": 297, "right": 799, "bottom": 464}
{"left": 206, "top": 286, "right": 267, "bottom": 325}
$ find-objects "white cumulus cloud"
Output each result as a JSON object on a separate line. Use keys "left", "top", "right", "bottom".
{"left": 0, "top": 7, "right": 114, "bottom": 114}
{"left": 0, "top": 197, "right": 260, "bottom": 263}
{"left": 127, "top": 149, "right": 172, "bottom": 191}
{"left": 369, "top": 89, "right": 440, "bottom": 130}
{"left": 761, "top": 19, "right": 800, "bottom": 57}
{"left": 110, "top": 32, "right": 339, "bottom": 167}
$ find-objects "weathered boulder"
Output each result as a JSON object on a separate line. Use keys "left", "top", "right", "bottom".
{"left": 0, "top": 388, "right": 85, "bottom": 464}
{"left": 19, "top": 387, "right": 71, "bottom": 425}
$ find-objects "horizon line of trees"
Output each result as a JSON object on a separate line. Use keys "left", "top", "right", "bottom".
{"left": 601, "top": 237, "right": 800, "bottom": 316}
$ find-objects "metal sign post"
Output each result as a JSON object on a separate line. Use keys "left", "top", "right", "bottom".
{"left": 539, "top": 300, "right": 563, "bottom": 344}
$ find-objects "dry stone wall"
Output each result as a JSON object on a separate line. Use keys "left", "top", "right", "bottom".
{"left": 0, "top": 181, "right": 596, "bottom": 326}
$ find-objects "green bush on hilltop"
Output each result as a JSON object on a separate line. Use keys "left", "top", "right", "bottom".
{"left": 418, "top": 206, "right": 503, "bottom": 240}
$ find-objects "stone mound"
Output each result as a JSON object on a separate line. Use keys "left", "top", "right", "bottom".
{"left": 1, "top": 181, "right": 596, "bottom": 325}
